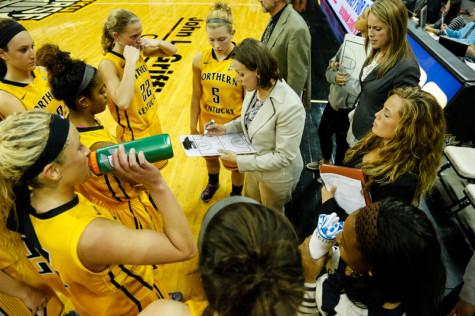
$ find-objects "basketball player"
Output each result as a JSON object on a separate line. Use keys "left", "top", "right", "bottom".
{"left": 99, "top": 9, "right": 175, "bottom": 150}
{"left": 0, "top": 111, "right": 196, "bottom": 315}
{"left": 0, "top": 18, "right": 66, "bottom": 119}
{"left": 190, "top": 3, "right": 244, "bottom": 202}
{"left": 37, "top": 43, "right": 166, "bottom": 231}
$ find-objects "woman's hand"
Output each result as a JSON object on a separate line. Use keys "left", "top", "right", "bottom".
{"left": 123, "top": 45, "right": 140, "bottom": 64}
{"left": 329, "top": 61, "right": 339, "bottom": 71}
{"left": 321, "top": 185, "right": 336, "bottom": 204}
{"left": 205, "top": 121, "right": 226, "bottom": 136}
{"left": 19, "top": 286, "right": 48, "bottom": 313}
{"left": 139, "top": 37, "right": 158, "bottom": 48}
{"left": 218, "top": 149, "right": 237, "bottom": 165}
{"left": 335, "top": 72, "right": 348, "bottom": 86}
{"left": 111, "top": 145, "right": 163, "bottom": 190}
{"left": 299, "top": 236, "right": 327, "bottom": 282}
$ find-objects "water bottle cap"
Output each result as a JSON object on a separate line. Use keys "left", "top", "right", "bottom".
{"left": 88, "top": 151, "right": 101, "bottom": 175}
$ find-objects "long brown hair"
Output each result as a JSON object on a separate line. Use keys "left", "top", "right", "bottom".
{"left": 344, "top": 87, "right": 446, "bottom": 203}
{"left": 365, "top": 0, "right": 415, "bottom": 78}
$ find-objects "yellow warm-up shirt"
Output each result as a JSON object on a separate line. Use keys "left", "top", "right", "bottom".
{"left": 29, "top": 194, "right": 164, "bottom": 316}
{"left": 102, "top": 52, "right": 162, "bottom": 141}
{"left": 198, "top": 48, "right": 243, "bottom": 133}
{"left": 0, "top": 67, "right": 67, "bottom": 117}
{"left": 76, "top": 122, "right": 161, "bottom": 231}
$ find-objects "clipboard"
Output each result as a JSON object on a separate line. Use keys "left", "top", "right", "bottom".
{"left": 319, "top": 164, "right": 371, "bottom": 212}
{"left": 179, "top": 133, "right": 256, "bottom": 157}
{"left": 339, "top": 34, "right": 367, "bottom": 81}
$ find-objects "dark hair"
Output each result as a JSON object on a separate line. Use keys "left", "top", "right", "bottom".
{"left": 231, "top": 38, "right": 281, "bottom": 89}
{"left": 343, "top": 198, "right": 445, "bottom": 316}
{"left": 200, "top": 202, "right": 304, "bottom": 316}
{"left": 0, "top": 18, "right": 15, "bottom": 78}
{"left": 36, "top": 44, "right": 99, "bottom": 111}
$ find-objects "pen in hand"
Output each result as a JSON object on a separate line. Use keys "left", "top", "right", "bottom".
{"left": 204, "top": 119, "right": 215, "bottom": 135}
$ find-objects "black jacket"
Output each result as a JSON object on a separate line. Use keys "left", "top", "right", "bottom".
{"left": 352, "top": 57, "right": 420, "bottom": 140}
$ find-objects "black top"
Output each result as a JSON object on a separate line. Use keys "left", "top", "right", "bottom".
{"left": 352, "top": 58, "right": 420, "bottom": 140}
{"left": 321, "top": 259, "right": 406, "bottom": 315}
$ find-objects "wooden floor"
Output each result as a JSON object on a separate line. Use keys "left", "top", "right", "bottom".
{"left": 0, "top": 0, "right": 268, "bottom": 313}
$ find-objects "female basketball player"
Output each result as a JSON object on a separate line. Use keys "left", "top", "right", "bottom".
{"left": 37, "top": 43, "right": 163, "bottom": 232}
{"left": 190, "top": 2, "right": 244, "bottom": 202}
{"left": 0, "top": 111, "right": 196, "bottom": 315}
{"left": 0, "top": 18, "right": 66, "bottom": 118}
{"left": 99, "top": 9, "right": 176, "bottom": 147}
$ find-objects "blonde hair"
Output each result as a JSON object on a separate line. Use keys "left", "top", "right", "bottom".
{"left": 344, "top": 87, "right": 446, "bottom": 203}
{"left": 354, "top": 7, "right": 370, "bottom": 36}
{"left": 101, "top": 9, "right": 139, "bottom": 54}
{"left": 366, "top": 0, "right": 415, "bottom": 78}
{"left": 206, "top": 2, "right": 233, "bottom": 33}
{"left": 0, "top": 111, "right": 51, "bottom": 262}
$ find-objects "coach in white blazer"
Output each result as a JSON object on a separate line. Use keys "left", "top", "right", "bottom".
{"left": 206, "top": 38, "right": 305, "bottom": 212}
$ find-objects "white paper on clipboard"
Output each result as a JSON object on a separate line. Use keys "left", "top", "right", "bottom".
{"left": 179, "top": 133, "right": 256, "bottom": 157}
{"left": 339, "top": 34, "right": 367, "bottom": 80}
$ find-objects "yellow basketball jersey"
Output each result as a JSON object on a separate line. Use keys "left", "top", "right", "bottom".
{"left": 76, "top": 122, "right": 162, "bottom": 231}
{"left": 29, "top": 194, "right": 164, "bottom": 316}
{"left": 198, "top": 48, "right": 243, "bottom": 133}
{"left": 0, "top": 232, "right": 72, "bottom": 315}
{"left": 0, "top": 67, "right": 67, "bottom": 116}
{"left": 102, "top": 52, "right": 163, "bottom": 141}
{"left": 185, "top": 300, "right": 208, "bottom": 316}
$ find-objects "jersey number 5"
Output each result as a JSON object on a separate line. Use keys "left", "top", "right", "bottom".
{"left": 211, "top": 87, "right": 220, "bottom": 104}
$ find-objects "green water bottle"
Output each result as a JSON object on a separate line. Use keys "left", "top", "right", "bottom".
{"left": 88, "top": 134, "right": 173, "bottom": 175}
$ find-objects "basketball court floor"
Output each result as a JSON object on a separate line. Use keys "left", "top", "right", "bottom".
{"left": 0, "top": 0, "right": 269, "bottom": 313}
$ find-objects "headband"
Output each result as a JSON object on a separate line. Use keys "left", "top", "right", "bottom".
{"left": 23, "top": 115, "right": 70, "bottom": 180}
{"left": 76, "top": 64, "right": 95, "bottom": 97}
{"left": 7, "top": 115, "right": 70, "bottom": 258}
{"left": 0, "top": 20, "right": 26, "bottom": 48}
{"left": 198, "top": 196, "right": 259, "bottom": 251}
{"left": 206, "top": 18, "right": 232, "bottom": 25}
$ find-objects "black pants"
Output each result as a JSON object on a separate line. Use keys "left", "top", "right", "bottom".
{"left": 318, "top": 104, "right": 351, "bottom": 165}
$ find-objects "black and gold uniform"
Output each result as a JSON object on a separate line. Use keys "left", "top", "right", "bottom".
{"left": 29, "top": 194, "right": 165, "bottom": 316}
{"left": 76, "top": 122, "right": 161, "bottom": 231}
{"left": 102, "top": 52, "right": 162, "bottom": 142}
{"left": 0, "top": 67, "right": 67, "bottom": 116}
{"left": 198, "top": 48, "right": 242, "bottom": 133}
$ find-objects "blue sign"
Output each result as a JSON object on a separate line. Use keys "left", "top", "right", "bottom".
{"left": 408, "top": 34, "right": 462, "bottom": 101}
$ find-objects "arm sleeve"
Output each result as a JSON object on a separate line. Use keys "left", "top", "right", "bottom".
{"left": 237, "top": 101, "right": 305, "bottom": 172}
{"left": 224, "top": 118, "right": 243, "bottom": 134}
{"left": 460, "top": 254, "right": 475, "bottom": 305}
{"left": 286, "top": 26, "right": 311, "bottom": 96}
{"left": 325, "top": 48, "right": 341, "bottom": 84}
{"left": 341, "top": 76, "right": 361, "bottom": 97}
{"left": 393, "top": 59, "right": 420, "bottom": 88}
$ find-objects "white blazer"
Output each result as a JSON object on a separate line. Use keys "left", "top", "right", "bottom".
{"left": 225, "top": 79, "right": 306, "bottom": 182}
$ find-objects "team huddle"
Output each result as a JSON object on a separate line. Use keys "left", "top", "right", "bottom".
{"left": 0, "top": 0, "right": 459, "bottom": 315}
